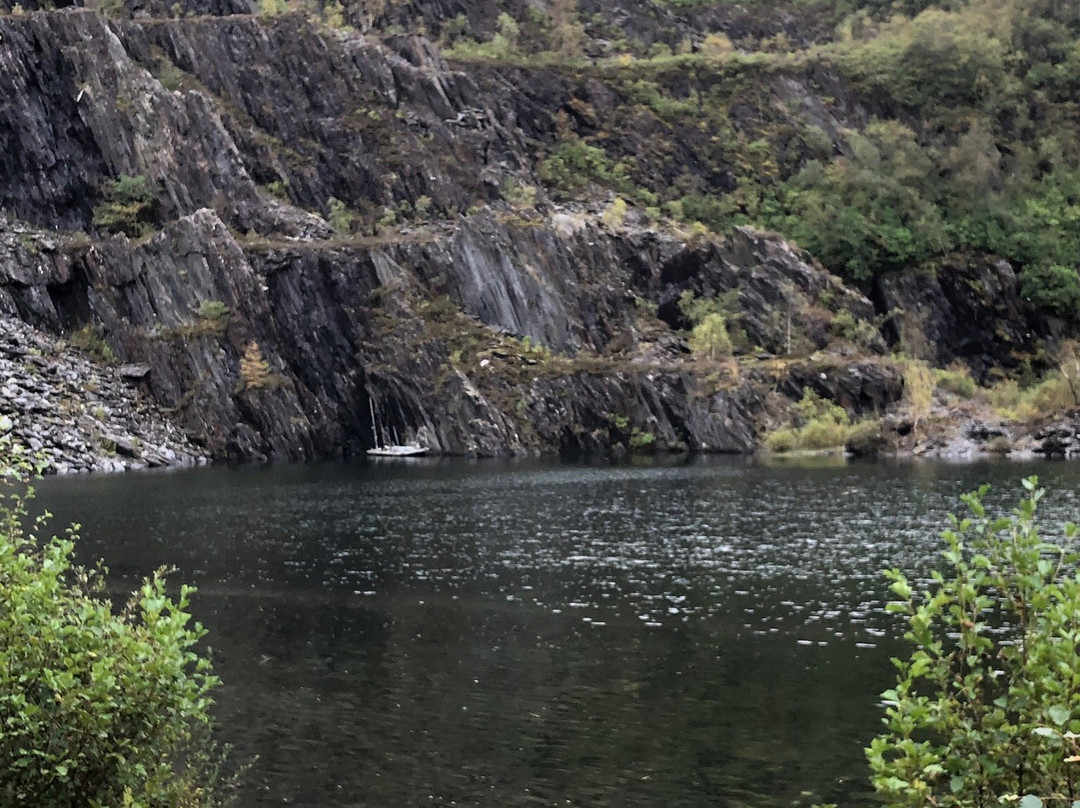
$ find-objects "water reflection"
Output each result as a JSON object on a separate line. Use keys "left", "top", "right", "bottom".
{"left": 33, "top": 456, "right": 1080, "bottom": 807}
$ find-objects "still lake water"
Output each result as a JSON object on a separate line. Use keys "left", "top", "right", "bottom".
{"left": 33, "top": 456, "right": 1080, "bottom": 807}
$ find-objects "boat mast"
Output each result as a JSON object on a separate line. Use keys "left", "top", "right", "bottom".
{"left": 369, "top": 397, "right": 380, "bottom": 449}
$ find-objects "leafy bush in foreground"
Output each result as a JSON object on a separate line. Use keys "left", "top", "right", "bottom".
{"left": 0, "top": 439, "right": 237, "bottom": 807}
{"left": 869, "top": 478, "right": 1080, "bottom": 807}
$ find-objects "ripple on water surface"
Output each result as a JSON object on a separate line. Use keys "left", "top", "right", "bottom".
{"left": 34, "top": 456, "right": 1080, "bottom": 808}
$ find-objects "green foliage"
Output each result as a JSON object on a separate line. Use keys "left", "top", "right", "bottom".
{"left": 1019, "top": 264, "right": 1080, "bottom": 320}
{"left": 678, "top": 291, "right": 736, "bottom": 359}
{"left": 604, "top": 414, "right": 658, "bottom": 452}
{"left": 689, "top": 312, "right": 733, "bottom": 359}
{"left": 326, "top": 197, "right": 353, "bottom": 235}
{"left": 901, "top": 357, "right": 934, "bottom": 436}
{"left": 502, "top": 178, "right": 538, "bottom": 209}
{"left": 197, "top": 300, "right": 230, "bottom": 322}
{"left": 428, "top": 0, "right": 1080, "bottom": 316}
{"left": 91, "top": 0, "right": 126, "bottom": 17}
{"left": 442, "top": 15, "right": 523, "bottom": 61}
{"left": 495, "top": 12, "right": 519, "bottom": 47}
{"left": 715, "top": 3, "right": 1080, "bottom": 319}
{"left": 261, "top": 179, "right": 290, "bottom": 200}
{"left": 538, "top": 136, "right": 634, "bottom": 198}
{"left": 793, "top": 391, "right": 851, "bottom": 449}
{"left": 0, "top": 439, "right": 238, "bottom": 807}
{"left": 676, "top": 192, "right": 739, "bottom": 232}
{"left": 828, "top": 308, "right": 880, "bottom": 349}
{"left": 601, "top": 197, "right": 629, "bottom": 229}
{"left": 677, "top": 290, "right": 720, "bottom": 326}
{"left": 987, "top": 372, "right": 1074, "bottom": 421}
{"left": 629, "top": 427, "right": 656, "bottom": 450}
{"left": 868, "top": 478, "right": 1080, "bottom": 807}
{"left": 766, "top": 123, "right": 949, "bottom": 285}
{"left": 764, "top": 389, "right": 877, "bottom": 453}
{"left": 932, "top": 364, "right": 977, "bottom": 398}
{"left": 68, "top": 324, "right": 117, "bottom": 364}
{"left": 257, "top": 0, "right": 286, "bottom": 16}
{"left": 92, "top": 175, "right": 155, "bottom": 237}
{"left": 836, "top": 9, "right": 1008, "bottom": 110}
{"left": 321, "top": 0, "right": 345, "bottom": 29}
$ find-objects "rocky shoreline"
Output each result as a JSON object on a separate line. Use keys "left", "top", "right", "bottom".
{"left": 892, "top": 409, "right": 1080, "bottom": 462}
{"left": 4, "top": 295, "right": 1079, "bottom": 476}
{"left": 0, "top": 7, "right": 1076, "bottom": 474}
{"left": 0, "top": 317, "right": 208, "bottom": 474}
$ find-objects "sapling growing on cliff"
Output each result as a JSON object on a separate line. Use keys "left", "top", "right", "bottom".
{"left": 868, "top": 478, "right": 1080, "bottom": 807}
{"left": 92, "top": 175, "right": 155, "bottom": 237}
{"left": 678, "top": 290, "right": 735, "bottom": 359}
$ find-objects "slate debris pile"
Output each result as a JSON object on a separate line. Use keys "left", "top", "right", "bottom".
{"left": 0, "top": 318, "right": 208, "bottom": 474}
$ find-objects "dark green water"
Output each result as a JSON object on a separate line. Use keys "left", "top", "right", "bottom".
{"left": 33, "top": 456, "right": 1080, "bottom": 808}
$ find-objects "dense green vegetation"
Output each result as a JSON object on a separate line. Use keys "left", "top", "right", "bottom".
{"left": 438, "top": 0, "right": 1080, "bottom": 323}
{"left": 764, "top": 388, "right": 879, "bottom": 452}
{"left": 773, "top": 0, "right": 1080, "bottom": 309}
{"left": 869, "top": 478, "right": 1080, "bottom": 806}
{"left": 0, "top": 439, "right": 237, "bottom": 807}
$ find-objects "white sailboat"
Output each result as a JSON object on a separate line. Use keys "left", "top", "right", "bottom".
{"left": 366, "top": 399, "right": 429, "bottom": 457}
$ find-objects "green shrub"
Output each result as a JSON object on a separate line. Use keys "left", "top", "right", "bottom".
{"left": 198, "top": 300, "right": 230, "bottom": 321}
{"left": 797, "top": 413, "right": 850, "bottom": 450}
{"left": 601, "top": 197, "right": 629, "bottom": 229}
{"left": 844, "top": 418, "right": 883, "bottom": 455}
{"left": 933, "top": 364, "right": 977, "bottom": 398}
{"left": 1019, "top": 263, "right": 1080, "bottom": 320}
{"left": 257, "top": 0, "right": 286, "bottom": 16}
{"left": 828, "top": 309, "right": 881, "bottom": 349}
{"left": 321, "top": 0, "right": 345, "bottom": 28}
{"left": 766, "top": 123, "right": 950, "bottom": 285}
{"left": 442, "top": 18, "right": 519, "bottom": 62}
{"left": 326, "top": 197, "right": 354, "bottom": 234}
{"left": 763, "top": 427, "right": 799, "bottom": 453}
{"left": 629, "top": 427, "right": 656, "bottom": 450}
{"left": 0, "top": 439, "right": 239, "bottom": 807}
{"left": 868, "top": 478, "right": 1080, "bottom": 807}
{"left": 537, "top": 136, "right": 633, "bottom": 197}
{"left": 502, "top": 179, "right": 538, "bottom": 209}
{"left": 988, "top": 373, "right": 1073, "bottom": 421}
{"left": 678, "top": 291, "right": 737, "bottom": 359}
{"left": 92, "top": 175, "right": 155, "bottom": 237}
{"left": 1026, "top": 373, "right": 1074, "bottom": 417}
{"left": 689, "top": 312, "right": 734, "bottom": 359}
{"left": 764, "top": 389, "right": 880, "bottom": 453}
{"left": 68, "top": 323, "right": 117, "bottom": 364}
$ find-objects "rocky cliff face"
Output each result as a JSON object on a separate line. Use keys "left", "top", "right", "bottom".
{"left": 0, "top": 4, "right": 1048, "bottom": 468}
{"left": 874, "top": 256, "right": 1056, "bottom": 383}
{"left": 1, "top": 193, "right": 902, "bottom": 464}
